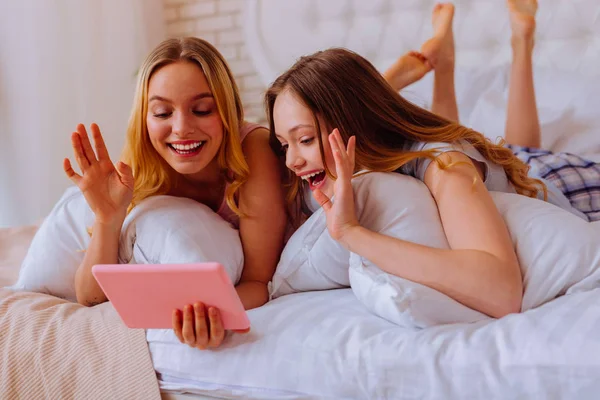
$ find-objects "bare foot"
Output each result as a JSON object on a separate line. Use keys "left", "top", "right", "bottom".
{"left": 420, "top": 3, "right": 455, "bottom": 72}
{"left": 383, "top": 51, "right": 432, "bottom": 91}
{"left": 507, "top": 0, "right": 537, "bottom": 50}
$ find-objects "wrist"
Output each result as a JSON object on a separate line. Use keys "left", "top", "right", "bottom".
{"left": 93, "top": 218, "right": 124, "bottom": 234}
{"left": 338, "top": 224, "right": 365, "bottom": 252}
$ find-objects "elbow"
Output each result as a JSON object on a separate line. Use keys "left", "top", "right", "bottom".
{"left": 489, "top": 277, "right": 523, "bottom": 319}
{"left": 76, "top": 296, "right": 93, "bottom": 307}
{"left": 74, "top": 272, "right": 104, "bottom": 307}
{"left": 74, "top": 271, "right": 89, "bottom": 306}
{"left": 76, "top": 291, "right": 104, "bottom": 307}
{"left": 479, "top": 255, "right": 522, "bottom": 318}
{"left": 237, "top": 279, "right": 270, "bottom": 310}
{"left": 490, "top": 295, "right": 522, "bottom": 319}
{"left": 75, "top": 288, "right": 96, "bottom": 307}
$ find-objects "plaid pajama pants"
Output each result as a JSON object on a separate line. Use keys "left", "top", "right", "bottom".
{"left": 507, "top": 144, "right": 600, "bottom": 222}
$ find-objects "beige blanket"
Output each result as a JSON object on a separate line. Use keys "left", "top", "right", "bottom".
{"left": 0, "top": 224, "right": 38, "bottom": 287}
{"left": 0, "top": 226, "right": 161, "bottom": 400}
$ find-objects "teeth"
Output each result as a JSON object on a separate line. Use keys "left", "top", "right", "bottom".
{"left": 300, "top": 170, "right": 324, "bottom": 181}
{"left": 171, "top": 142, "right": 204, "bottom": 151}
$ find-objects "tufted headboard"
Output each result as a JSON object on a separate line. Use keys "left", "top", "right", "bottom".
{"left": 244, "top": 0, "right": 600, "bottom": 85}
{"left": 243, "top": 0, "right": 600, "bottom": 158}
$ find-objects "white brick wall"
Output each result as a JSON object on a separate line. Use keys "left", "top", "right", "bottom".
{"left": 163, "top": 0, "right": 267, "bottom": 123}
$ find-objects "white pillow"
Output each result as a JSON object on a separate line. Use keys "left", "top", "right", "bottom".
{"left": 350, "top": 190, "right": 600, "bottom": 328}
{"left": 9, "top": 187, "right": 244, "bottom": 301}
{"left": 270, "top": 206, "right": 350, "bottom": 296}
{"left": 490, "top": 192, "right": 600, "bottom": 309}
{"left": 272, "top": 172, "right": 488, "bottom": 327}
{"left": 272, "top": 172, "right": 600, "bottom": 329}
{"left": 346, "top": 173, "right": 489, "bottom": 327}
{"left": 118, "top": 195, "right": 243, "bottom": 285}
{"left": 8, "top": 187, "right": 94, "bottom": 301}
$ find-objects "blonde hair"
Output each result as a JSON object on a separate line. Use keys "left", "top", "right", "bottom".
{"left": 122, "top": 37, "right": 249, "bottom": 214}
{"left": 266, "top": 48, "right": 546, "bottom": 225}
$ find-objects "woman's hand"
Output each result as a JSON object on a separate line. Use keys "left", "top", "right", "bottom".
{"left": 312, "top": 129, "right": 360, "bottom": 248}
{"left": 172, "top": 302, "right": 250, "bottom": 350}
{"left": 63, "top": 123, "right": 134, "bottom": 227}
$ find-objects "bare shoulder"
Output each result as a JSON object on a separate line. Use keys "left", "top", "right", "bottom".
{"left": 241, "top": 127, "right": 278, "bottom": 170}
{"left": 242, "top": 127, "right": 270, "bottom": 150}
{"left": 423, "top": 151, "right": 485, "bottom": 194}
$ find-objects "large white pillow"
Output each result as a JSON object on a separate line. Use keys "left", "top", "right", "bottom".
{"left": 272, "top": 172, "right": 600, "bottom": 329}
{"left": 118, "top": 195, "right": 243, "bottom": 285}
{"left": 8, "top": 187, "right": 94, "bottom": 301}
{"left": 346, "top": 173, "right": 489, "bottom": 327}
{"left": 271, "top": 172, "right": 488, "bottom": 327}
{"left": 9, "top": 187, "right": 244, "bottom": 301}
{"left": 270, "top": 205, "right": 349, "bottom": 296}
{"left": 350, "top": 190, "right": 600, "bottom": 328}
{"left": 490, "top": 192, "right": 600, "bottom": 309}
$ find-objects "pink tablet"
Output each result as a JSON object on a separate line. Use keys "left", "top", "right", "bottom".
{"left": 92, "top": 263, "right": 250, "bottom": 330}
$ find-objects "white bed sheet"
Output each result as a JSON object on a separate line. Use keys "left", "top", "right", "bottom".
{"left": 149, "top": 288, "right": 600, "bottom": 399}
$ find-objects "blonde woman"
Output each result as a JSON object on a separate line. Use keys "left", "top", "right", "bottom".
{"left": 64, "top": 37, "right": 287, "bottom": 349}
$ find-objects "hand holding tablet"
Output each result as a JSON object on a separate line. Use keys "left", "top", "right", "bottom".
{"left": 92, "top": 263, "right": 250, "bottom": 332}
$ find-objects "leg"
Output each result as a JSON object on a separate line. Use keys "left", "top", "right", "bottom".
{"left": 504, "top": 0, "right": 541, "bottom": 148}
{"left": 420, "top": 3, "right": 459, "bottom": 123}
{"left": 383, "top": 51, "right": 432, "bottom": 92}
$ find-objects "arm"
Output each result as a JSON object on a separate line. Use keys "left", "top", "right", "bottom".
{"left": 343, "top": 152, "right": 522, "bottom": 318}
{"left": 74, "top": 221, "right": 121, "bottom": 306}
{"left": 315, "top": 130, "right": 522, "bottom": 318}
{"left": 236, "top": 128, "right": 288, "bottom": 309}
{"left": 63, "top": 123, "right": 134, "bottom": 307}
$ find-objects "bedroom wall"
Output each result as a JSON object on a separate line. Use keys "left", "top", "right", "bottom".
{"left": 163, "top": 0, "right": 267, "bottom": 123}
{"left": 0, "top": 1, "right": 165, "bottom": 228}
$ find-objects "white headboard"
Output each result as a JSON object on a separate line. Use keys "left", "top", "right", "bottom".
{"left": 243, "top": 0, "right": 600, "bottom": 159}
{"left": 244, "top": 0, "right": 600, "bottom": 86}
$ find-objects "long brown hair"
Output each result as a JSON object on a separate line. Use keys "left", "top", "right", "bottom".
{"left": 122, "top": 37, "right": 249, "bottom": 215}
{"left": 265, "top": 48, "right": 545, "bottom": 224}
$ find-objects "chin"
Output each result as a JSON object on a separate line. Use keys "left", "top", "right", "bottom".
{"left": 176, "top": 166, "right": 205, "bottom": 176}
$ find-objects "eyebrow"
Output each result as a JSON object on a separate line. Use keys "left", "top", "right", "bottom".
{"left": 275, "top": 124, "right": 314, "bottom": 139}
{"left": 148, "top": 92, "right": 213, "bottom": 103}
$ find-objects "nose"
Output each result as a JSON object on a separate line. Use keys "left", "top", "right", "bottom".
{"left": 285, "top": 146, "right": 306, "bottom": 172}
{"left": 172, "top": 111, "right": 194, "bottom": 137}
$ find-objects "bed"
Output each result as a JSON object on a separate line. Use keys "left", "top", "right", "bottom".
{"left": 2, "top": 0, "right": 600, "bottom": 399}
{"left": 3, "top": 221, "right": 600, "bottom": 399}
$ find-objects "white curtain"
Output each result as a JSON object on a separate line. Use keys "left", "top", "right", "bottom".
{"left": 0, "top": 0, "right": 165, "bottom": 227}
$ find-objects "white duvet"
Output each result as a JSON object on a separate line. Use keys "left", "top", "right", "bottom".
{"left": 150, "top": 287, "right": 600, "bottom": 399}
